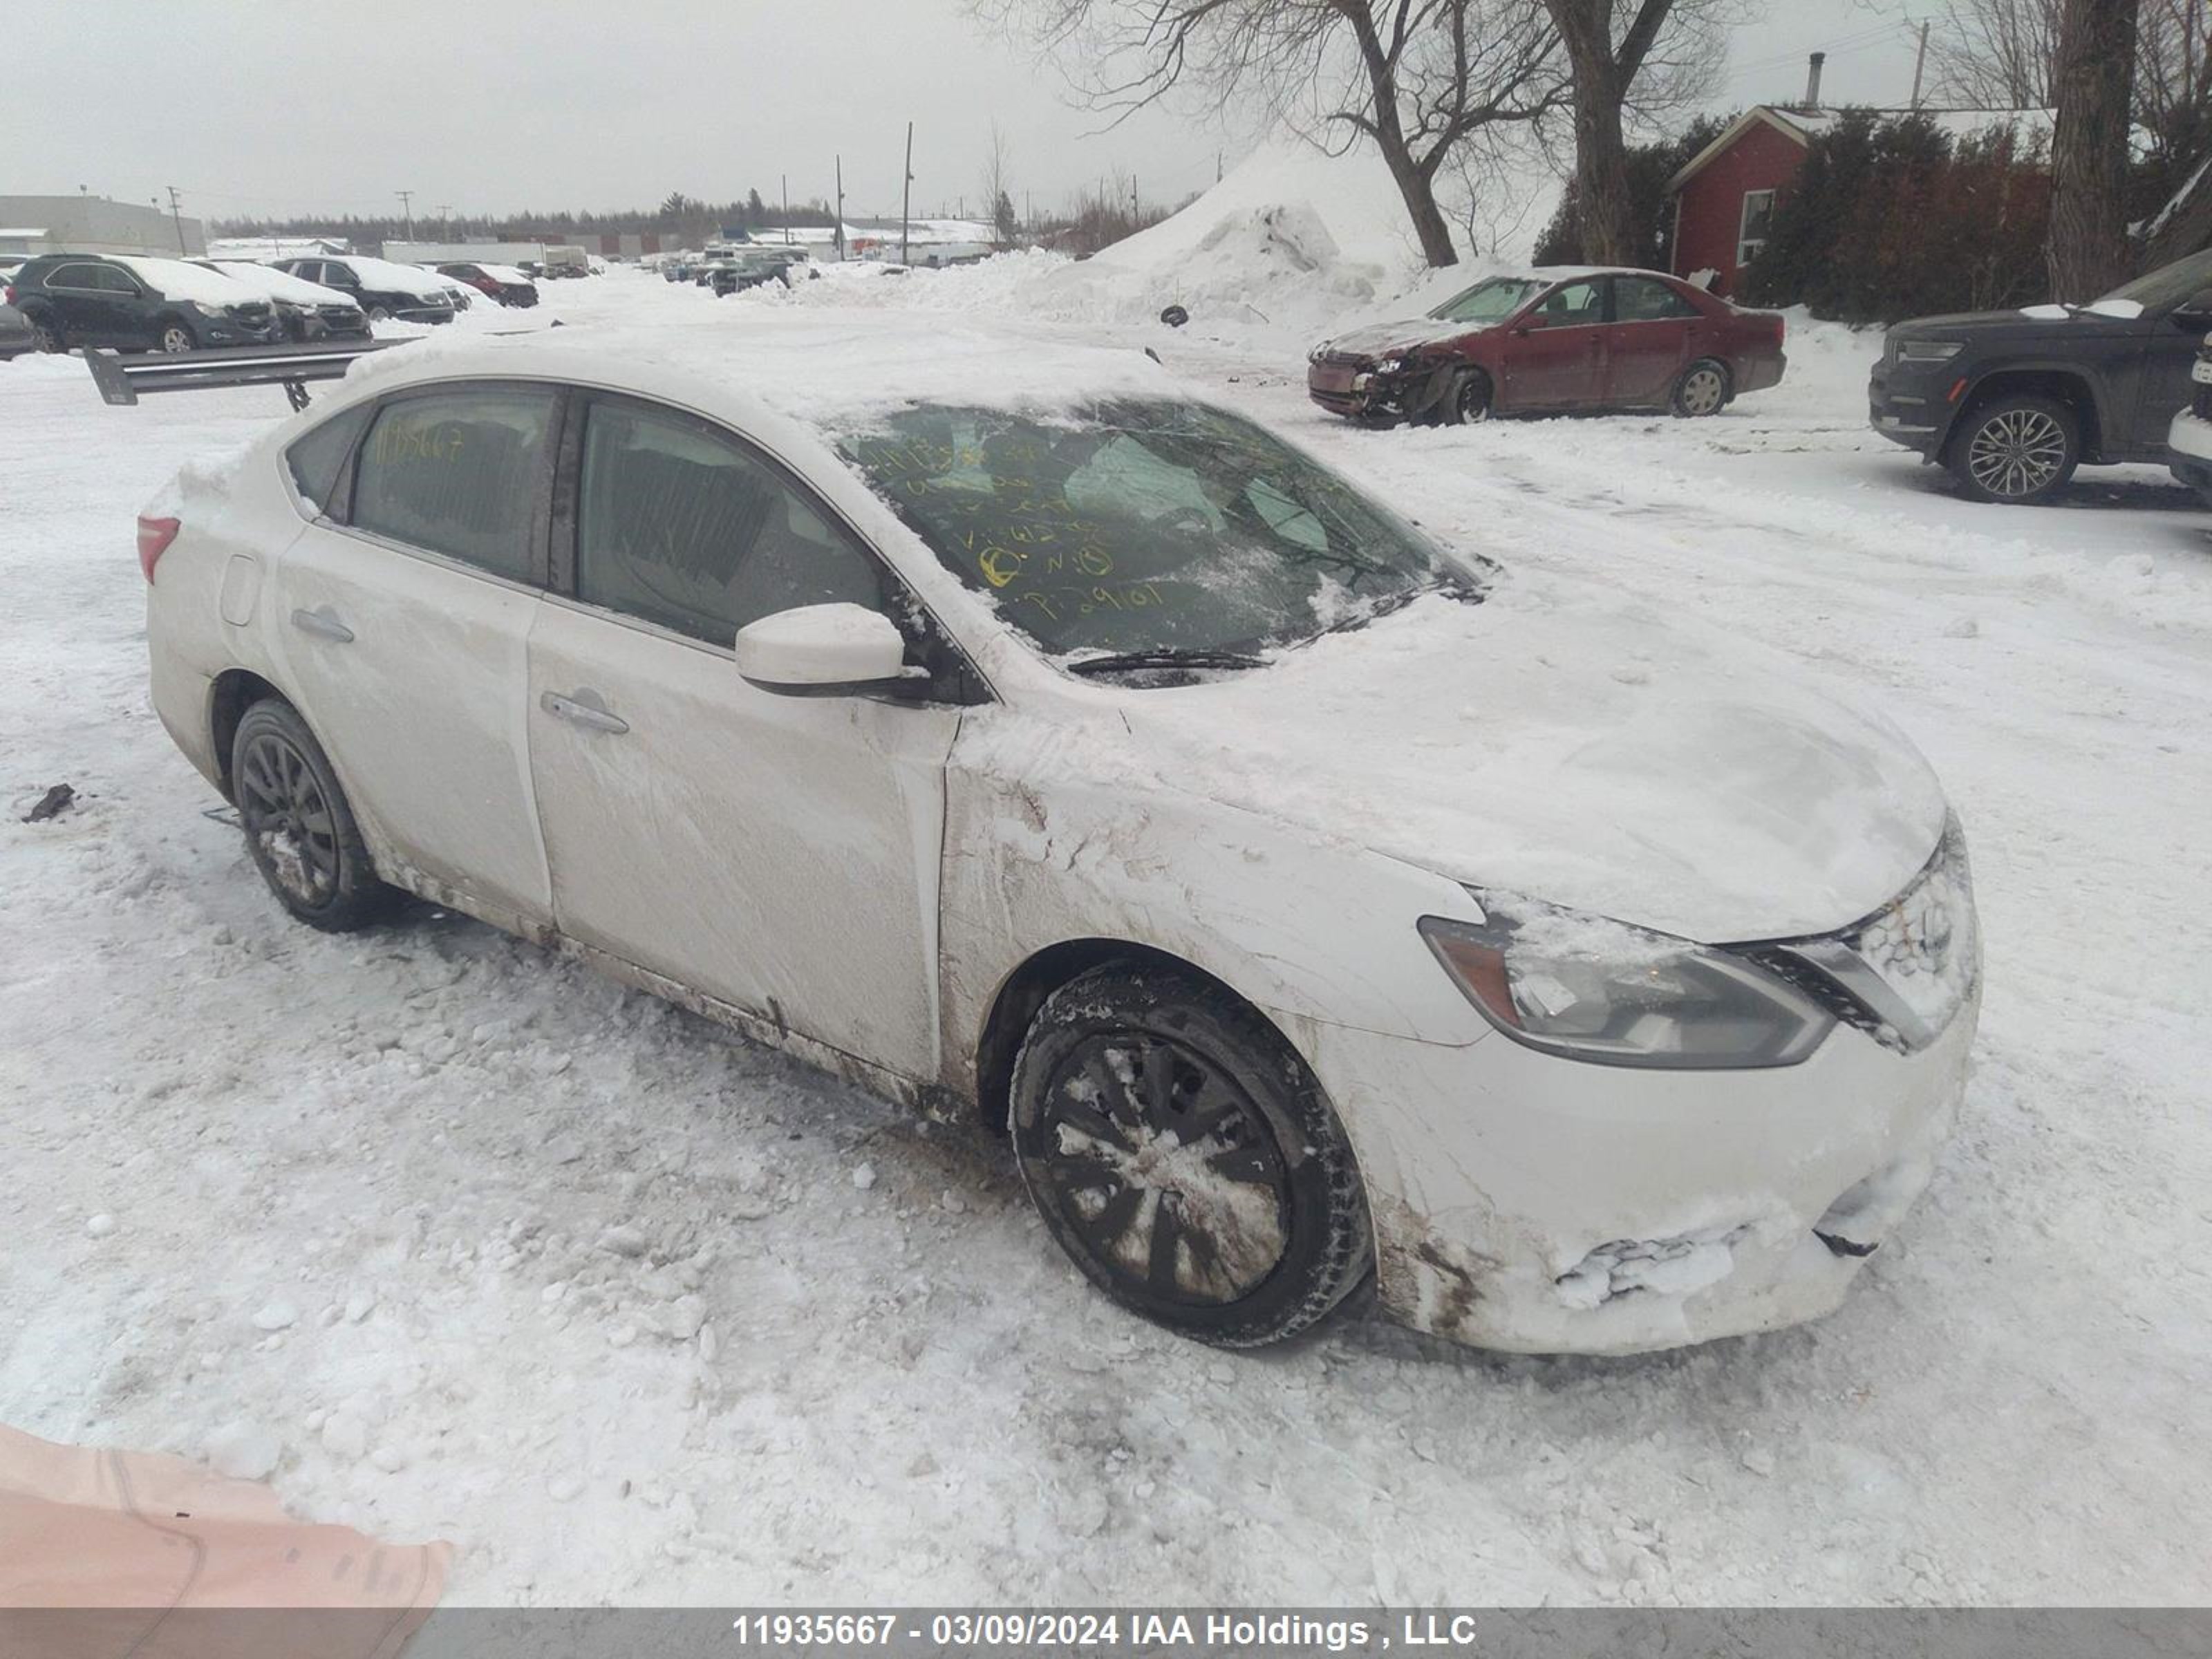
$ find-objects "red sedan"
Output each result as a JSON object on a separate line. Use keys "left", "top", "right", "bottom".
{"left": 1306, "top": 267, "right": 1786, "bottom": 425}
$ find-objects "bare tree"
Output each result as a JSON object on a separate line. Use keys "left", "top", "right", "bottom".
{"left": 982, "top": 120, "right": 1020, "bottom": 243}
{"left": 2047, "top": 0, "right": 2140, "bottom": 298}
{"left": 975, "top": 0, "right": 1575, "bottom": 267}
{"left": 1536, "top": 0, "right": 1699, "bottom": 263}
{"left": 1926, "top": 0, "right": 2066, "bottom": 104}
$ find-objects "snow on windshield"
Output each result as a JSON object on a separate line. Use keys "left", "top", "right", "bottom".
{"left": 836, "top": 399, "right": 1474, "bottom": 662}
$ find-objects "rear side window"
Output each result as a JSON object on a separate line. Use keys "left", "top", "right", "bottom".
{"left": 46, "top": 263, "right": 100, "bottom": 290}
{"left": 1615, "top": 276, "right": 1698, "bottom": 321}
{"left": 285, "top": 403, "right": 373, "bottom": 515}
{"left": 575, "top": 398, "right": 889, "bottom": 646}
{"left": 350, "top": 386, "right": 555, "bottom": 581}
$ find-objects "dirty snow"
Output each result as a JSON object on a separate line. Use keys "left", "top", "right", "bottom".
{"left": 4, "top": 205, "right": 2212, "bottom": 1612}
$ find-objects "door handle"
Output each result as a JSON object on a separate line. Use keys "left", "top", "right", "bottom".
{"left": 540, "top": 688, "right": 630, "bottom": 735}
{"left": 290, "top": 606, "right": 354, "bottom": 644}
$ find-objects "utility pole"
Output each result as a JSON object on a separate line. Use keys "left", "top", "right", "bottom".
{"left": 782, "top": 174, "right": 790, "bottom": 245}
{"left": 901, "top": 121, "right": 914, "bottom": 265}
{"left": 835, "top": 155, "right": 845, "bottom": 261}
{"left": 1909, "top": 19, "right": 1931, "bottom": 109}
{"left": 165, "top": 185, "right": 187, "bottom": 252}
{"left": 395, "top": 189, "right": 415, "bottom": 241}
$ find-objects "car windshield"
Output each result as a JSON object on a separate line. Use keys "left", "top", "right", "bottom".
{"left": 1427, "top": 277, "right": 1543, "bottom": 324}
{"left": 837, "top": 398, "right": 1478, "bottom": 662}
{"left": 2099, "top": 247, "right": 2212, "bottom": 312}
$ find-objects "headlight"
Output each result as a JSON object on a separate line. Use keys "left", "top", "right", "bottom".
{"left": 1895, "top": 339, "right": 1964, "bottom": 364}
{"left": 1373, "top": 355, "right": 1406, "bottom": 375}
{"left": 1419, "top": 899, "right": 1834, "bottom": 1069}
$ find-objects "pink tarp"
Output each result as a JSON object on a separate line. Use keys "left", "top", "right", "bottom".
{"left": 0, "top": 1424, "right": 449, "bottom": 1658}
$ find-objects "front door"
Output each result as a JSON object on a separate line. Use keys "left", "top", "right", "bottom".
{"left": 2128, "top": 316, "right": 2204, "bottom": 452}
{"left": 270, "top": 381, "right": 558, "bottom": 930}
{"left": 1605, "top": 274, "right": 1699, "bottom": 406}
{"left": 525, "top": 390, "right": 964, "bottom": 1080}
{"left": 1499, "top": 278, "right": 1608, "bottom": 411}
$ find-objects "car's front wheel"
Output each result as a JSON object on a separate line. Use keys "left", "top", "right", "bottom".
{"left": 156, "top": 321, "right": 196, "bottom": 354}
{"left": 366, "top": 303, "right": 392, "bottom": 324}
{"left": 1949, "top": 393, "right": 2080, "bottom": 504}
{"left": 1010, "top": 964, "right": 1372, "bottom": 1348}
{"left": 1442, "top": 368, "right": 1494, "bottom": 425}
{"left": 231, "top": 700, "right": 400, "bottom": 932}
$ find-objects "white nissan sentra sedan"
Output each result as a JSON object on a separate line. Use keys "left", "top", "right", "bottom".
{"left": 138, "top": 319, "right": 1979, "bottom": 1355}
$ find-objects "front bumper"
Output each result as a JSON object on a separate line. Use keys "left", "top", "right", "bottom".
{"left": 1307, "top": 356, "right": 1421, "bottom": 420}
{"left": 1292, "top": 986, "right": 1978, "bottom": 1355}
{"left": 198, "top": 313, "right": 282, "bottom": 348}
{"left": 1867, "top": 357, "right": 1955, "bottom": 456}
{"left": 2168, "top": 403, "right": 2212, "bottom": 496}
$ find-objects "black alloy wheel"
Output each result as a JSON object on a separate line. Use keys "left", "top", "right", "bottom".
{"left": 1011, "top": 966, "right": 1371, "bottom": 1347}
{"left": 230, "top": 700, "right": 398, "bottom": 931}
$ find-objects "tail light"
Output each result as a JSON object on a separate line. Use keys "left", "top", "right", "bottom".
{"left": 137, "top": 515, "right": 180, "bottom": 583}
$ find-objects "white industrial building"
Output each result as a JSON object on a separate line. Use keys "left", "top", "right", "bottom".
{"left": 0, "top": 195, "right": 205, "bottom": 258}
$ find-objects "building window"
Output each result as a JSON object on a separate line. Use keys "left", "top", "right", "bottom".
{"left": 1738, "top": 189, "right": 1777, "bottom": 268}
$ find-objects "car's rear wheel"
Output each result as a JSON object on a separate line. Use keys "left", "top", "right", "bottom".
{"left": 231, "top": 700, "right": 400, "bottom": 932}
{"left": 29, "top": 316, "right": 64, "bottom": 353}
{"left": 156, "top": 321, "right": 195, "bottom": 354}
{"left": 1671, "top": 359, "right": 1730, "bottom": 417}
{"left": 1009, "top": 964, "right": 1372, "bottom": 1348}
{"left": 1948, "top": 393, "right": 2079, "bottom": 504}
{"left": 1442, "top": 368, "right": 1493, "bottom": 425}
{"left": 366, "top": 303, "right": 392, "bottom": 324}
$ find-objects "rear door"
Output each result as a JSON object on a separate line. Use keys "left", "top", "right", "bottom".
{"left": 1498, "top": 278, "right": 1608, "bottom": 410}
{"left": 1605, "top": 275, "right": 1699, "bottom": 406}
{"left": 38, "top": 261, "right": 115, "bottom": 346}
{"left": 525, "top": 388, "right": 967, "bottom": 1080}
{"left": 270, "top": 381, "right": 559, "bottom": 930}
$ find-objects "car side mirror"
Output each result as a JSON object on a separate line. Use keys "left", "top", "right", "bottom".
{"left": 735, "top": 604, "right": 918, "bottom": 697}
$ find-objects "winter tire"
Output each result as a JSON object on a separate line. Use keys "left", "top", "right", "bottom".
{"left": 1442, "top": 368, "right": 1493, "bottom": 425}
{"left": 30, "top": 317, "right": 65, "bottom": 354}
{"left": 157, "top": 322, "right": 196, "bottom": 355}
{"left": 1010, "top": 964, "right": 1373, "bottom": 1348}
{"left": 231, "top": 699, "right": 400, "bottom": 932}
{"left": 1671, "top": 359, "right": 1730, "bottom": 418}
{"left": 367, "top": 304, "right": 392, "bottom": 324}
{"left": 1948, "top": 393, "right": 2080, "bottom": 504}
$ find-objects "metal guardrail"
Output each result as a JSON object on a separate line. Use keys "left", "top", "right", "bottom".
{"left": 85, "top": 337, "right": 411, "bottom": 410}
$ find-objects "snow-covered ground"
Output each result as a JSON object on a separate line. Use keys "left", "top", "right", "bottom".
{"left": 4, "top": 252, "right": 2210, "bottom": 1609}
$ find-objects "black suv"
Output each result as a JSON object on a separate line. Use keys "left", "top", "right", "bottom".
{"left": 6, "top": 254, "right": 282, "bottom": 354}
{"left": 271, "top": 257, "right": 454, "bottom": 324}
{"left": 1869, "top": 246, "right": 2212, "bottom": 503}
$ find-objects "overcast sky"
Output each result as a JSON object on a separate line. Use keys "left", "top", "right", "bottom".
{"left": 8, "top": 1, "right": 1927, "bottom": 228}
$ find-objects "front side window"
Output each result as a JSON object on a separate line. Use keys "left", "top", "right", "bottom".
{"left": 93, "top": 265, "right": 140, "bottom": 294}
{"left": 1428, "top": 277, "right": 1541, "bottom": 324}
{"left": 577, "top": 399, "right": 890, "bottom": 646}
{"left": 1615, "top": 276, "right": 1698, "bottom": 321}
{"left": 1738, "top": 190, "right": 1777, "bottom": 266}
{"left": 350, "top": 386, "right": 554, "bottom": 580}
{"left": 1533, "top": 279, "right": 1604, "bottom": 326}
{"left": 837, "top": 400, "right": 1477, "bottom": 661}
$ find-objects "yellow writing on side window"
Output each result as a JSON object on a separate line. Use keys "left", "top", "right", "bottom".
{"left": 373, "top": 420, "right": 467, "bottom": 465}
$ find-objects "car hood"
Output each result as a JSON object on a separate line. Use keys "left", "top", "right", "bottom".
{"left": 1891, "top": 304, "right": 2148, "bottom": 343}
{"left": 1118, "top": 585, "right": 1949, "bottom": 944}
{"left": 1316, "top": 316, "right": 1481, "bottom": 359}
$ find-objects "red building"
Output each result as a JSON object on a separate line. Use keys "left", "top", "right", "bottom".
{"left": 1663, "top": 107, "right": 1824, "bottom": 299}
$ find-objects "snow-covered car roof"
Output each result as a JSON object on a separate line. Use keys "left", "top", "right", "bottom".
{"left": 337, "top": 313, "right": 1178, "bottom": 429}
{"left": 112, "top": 256, "right": 265, "bottom": 308}
{"left": 204, "top": 260, "right": 358, "bottom": 309}
{"left": 333, "top": 254, "right": 451, "bottom": 298}
{"left": 474, "top": 262, "right": 532, "bottom": 284}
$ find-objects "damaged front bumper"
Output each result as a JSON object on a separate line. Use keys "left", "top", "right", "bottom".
{"left": 1293, "top": 988, "right": 1978, "bottom": 1355}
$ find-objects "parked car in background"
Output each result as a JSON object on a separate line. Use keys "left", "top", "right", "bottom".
{"left": 193, "top": 259, "right": 368, "bottom": 341}
{"left": 1869, "top": 246, "right": 2212, "bottom": 504}
{"left": 1307, "top": 268, "right": 1785, "bottom": 426}
{"left": 135, "top": 329, "right": 1976, "bottom": 1358}
{"left": 272, "top": 255, "right": 455, "bottom": 325}
{"left": 0, "top": 294, "right": 35, "bottom": 360}
{"left": 2166, "top": 330, "right": 2212, "bottom": 505}
{"left": 711, "top": 249, "right": 802, "bottom": 296}
{"left": 438, "top": 261, "right": 539, "bottom": 308}
{"left": 6, "top": 254, "right": 281, "bottom": 353}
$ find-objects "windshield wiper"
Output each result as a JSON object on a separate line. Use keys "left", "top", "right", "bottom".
{"left": 1065, "top": 648, "right": 1269, "bottom": 678}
